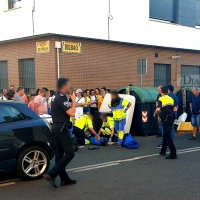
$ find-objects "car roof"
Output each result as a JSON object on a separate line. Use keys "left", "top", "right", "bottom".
{"left": 0, "top": 100, "right": 25, "bottom": 104}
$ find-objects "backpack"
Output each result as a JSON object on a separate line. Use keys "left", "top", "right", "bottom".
{"left": 122, "top": 134, "right": 139, "bottom": 149}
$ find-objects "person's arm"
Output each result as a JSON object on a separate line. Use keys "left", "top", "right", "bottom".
{"left": 89, "top": 128, "right": 99, "bottom": 138}
{"left": 110, "top": 128, "right": 114, "bottom": 138}
{"left": 34, "top": 96, "right": 39, "bottom": 114}
{"left": 154, "top": 100, "right": 162, "bottom": 114}
{"left": 108, "top": 118, "right": 115, "bottom": 138}
{"left": 122, "top": 100, "right": 132, "bottom": 112}
{"left": 76, "top": 102, "right": 89, "bottom": 107}
{"left": 66, "top": 93, "right": 76, "bottom": 117}
{"left": 190, "top": 102, "right": 192, "bottom": 112}
{"left": 34, "top": 103, "right": 39, "bottom": 114}
{"left": 87, "top": 118, "right": 100, "bottom": 140}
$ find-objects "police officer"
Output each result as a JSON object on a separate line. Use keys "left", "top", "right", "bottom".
{"left": 154, "top": 86, "right": 177, "bottom": 159}
{"left": 44, "top": 78, "right": 76, "bottom": 188}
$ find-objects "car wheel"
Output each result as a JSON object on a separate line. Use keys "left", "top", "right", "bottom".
{"left": 17, "top": 146, "right": 50, "bottom": 180}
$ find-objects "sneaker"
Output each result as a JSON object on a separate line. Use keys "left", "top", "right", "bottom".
{"left": 156, "top": 143, "right": 162, "bottom": 148}
{"left": 117, "top": 144, "right": 122, "bottom": 148}
{"left": 165, "top": 154, "right": 177, "bottom": 159}
{"left": 188, "top": 136, "right": 197, "bottom": 140}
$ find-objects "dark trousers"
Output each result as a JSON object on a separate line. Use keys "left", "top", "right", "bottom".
{"left": 90, "top": 107, "right": 98, "bottom": 115}
{"left": 48, "top": 124, "right": 75, "bottom": 181}
{"left": 73, "top": 126, "right": 88, "bottom": 145}
{"left": 161, "top": 118, "right": 176, "bottom": 155}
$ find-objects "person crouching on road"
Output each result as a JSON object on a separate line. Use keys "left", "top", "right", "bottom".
{"left": 98, "top": 113, "right": 117, "bottom": 144}
{"left": 108, "top": 91, "right": 131, "bottom": 147}
{"left": 73, "top": 113, "right": 100, "bottom": 145}
{"left": 43, "top": 78, "right": 76, "bottom": 188}
{"left": 154, "top": 86, "right": 177, "bottom": 159}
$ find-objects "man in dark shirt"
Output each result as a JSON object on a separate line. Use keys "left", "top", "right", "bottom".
{"left": 189, "top": 87, "right": 200, "bottom": 140}
{"left": 154, "top": 86, "right": 177, "bottom": 159}
{"left": 44, "top": 78, "right": 76, "bottom": 188}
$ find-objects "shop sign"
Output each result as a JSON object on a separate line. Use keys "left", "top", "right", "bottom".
{"left": 62, "top": 41, "right": 81, "bottom": 53}
{"left": 36, "top": 41, "right": 50, "bottom": 53}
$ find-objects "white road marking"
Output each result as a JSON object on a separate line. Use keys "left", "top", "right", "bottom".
{"left": 67, "top": 146, "right": 200, "bottom": 172}
{"left": 73, "top": 163, "right": 119, "bottom": 172}
{"left": 0, "top": 182, "right": 16, "bottom": 187}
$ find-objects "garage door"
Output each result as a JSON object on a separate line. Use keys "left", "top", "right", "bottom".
{"left": 181, "top": 65, "right": 200, "bottom": 87}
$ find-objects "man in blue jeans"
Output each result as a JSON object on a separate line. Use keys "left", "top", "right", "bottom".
{"left": 156, "top": 85, "right": 179, "bottom": 148}
{"left": 189, "top": 87, "right": 200, "bottom": 140}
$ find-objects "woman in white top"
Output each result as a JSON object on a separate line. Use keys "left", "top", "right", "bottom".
{"left": 90, "top": 89, "right": 98, "bottom": 115}
{"left": 75, "top": 89, "right": 89, "bottom": 119}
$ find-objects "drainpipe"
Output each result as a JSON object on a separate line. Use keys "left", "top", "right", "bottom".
{"left": 55, "top": 41, "right": 61, "bottom": 79}
{"left": 32, "top": 0, "right": 35, "bottom": 35}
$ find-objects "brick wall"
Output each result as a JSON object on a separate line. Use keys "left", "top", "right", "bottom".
{"left": 0, "top": 36, "right": 58, "bottom": 91}
{"left": 0, "top": 35, "right": 200, "bottom": 93}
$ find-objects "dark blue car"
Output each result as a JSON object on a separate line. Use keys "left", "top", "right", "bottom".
{"left": 0, "top": 101, "right": 54, "bottom": 180}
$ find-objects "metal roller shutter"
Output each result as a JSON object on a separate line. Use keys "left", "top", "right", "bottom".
{"left": 0, "top": 61, "right": 8, "bottom": 91}
{"left": 154, "top": 63, "right": 171, "bottom": 87}
{"left": 19, "top": 58, "right": 36, "bottom": 94}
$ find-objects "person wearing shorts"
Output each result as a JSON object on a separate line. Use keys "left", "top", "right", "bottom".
{"left": 189, "top": 87, "right": 200, "bottom": 140}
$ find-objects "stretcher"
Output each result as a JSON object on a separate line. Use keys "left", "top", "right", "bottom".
{"left": 177, "top": 122, "right": 193, "bottom": 133}
{"left": 99, "top": 94, "right": 136, "bottom": 133}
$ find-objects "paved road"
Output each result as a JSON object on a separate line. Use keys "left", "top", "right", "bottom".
{"left": 1, "top": 132, "right": 200, "bottom": 200}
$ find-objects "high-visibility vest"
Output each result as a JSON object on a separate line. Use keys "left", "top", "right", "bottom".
{"left": 158, "top": 95, "right": 174, "bottom": 108}
{"left": 108, "top": 98, "right": 130, "bottom": 121}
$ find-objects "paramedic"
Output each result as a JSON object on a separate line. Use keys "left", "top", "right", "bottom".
{"left": 73, "top": 113, "right": 100, "bottom": 145}
{"left": 98, "top": 113, "right": 116, "bottom": 143}
{"left": 108, "top": 91, "right": 131, "bottom": 147}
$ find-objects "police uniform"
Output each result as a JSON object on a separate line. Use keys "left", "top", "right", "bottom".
{"left": 48, "top": 92, "right": 75, "bottom": 182}
{"left": 73, "top": 114, "right": 93, "bottom": 145}
{"left": 157, "top": 95, "right": 176, "bottom": 156}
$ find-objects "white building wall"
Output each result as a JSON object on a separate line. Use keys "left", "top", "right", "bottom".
{"left": 0, "top": 0, "right": 200, "bottom": 50}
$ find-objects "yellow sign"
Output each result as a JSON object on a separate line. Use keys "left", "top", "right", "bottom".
{"left": 62, "top": 41, "right": 81, "bottom": 53}
{"left": 36, "top": 41, "right": 50, "bottom": 53}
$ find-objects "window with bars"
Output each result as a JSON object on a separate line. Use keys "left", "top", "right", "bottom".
{"left": 18, "top": 58, "right": 36, "bottom": 94}
{"left": 154, "top": 63, "right": 171, "bottom": 87}
{"left": 7, "top": 0, "right": 21, "bottom": 10}
{"left": 0, "top": 61, "right": 9, "bottom": 91}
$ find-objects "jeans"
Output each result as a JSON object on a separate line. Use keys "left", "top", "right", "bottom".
{"left": 191, "top": 114, "right": 200, "bottom": 127}
{"left": 48, "top": 124, "right": 75, "bottom": 181}
{"left": 161, "top": 118, "right": 176, "bottom": 155}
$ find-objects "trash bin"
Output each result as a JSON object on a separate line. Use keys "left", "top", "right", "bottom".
{"left": 175, "top": 87, "right": 200, "bottom": 121}
{"left": 118, "top": 86, "right": 158, "bottom": 136}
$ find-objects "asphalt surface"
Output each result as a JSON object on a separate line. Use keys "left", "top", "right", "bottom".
{"left": 1, "top": 132, "right": 200, "bottom": 200}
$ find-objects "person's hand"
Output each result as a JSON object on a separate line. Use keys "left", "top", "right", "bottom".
{"left": 153, "top": 113, "right": 156, "bottom": 118}
{"left": 70, "top": 92, "right": 76, "bottom": 102}
{"left": 95, "top": 136, "right": 100, "bottom": 141}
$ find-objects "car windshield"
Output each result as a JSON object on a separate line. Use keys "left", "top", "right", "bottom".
{"left": 0, "top": 105, "right": 25, "bottom": 124}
